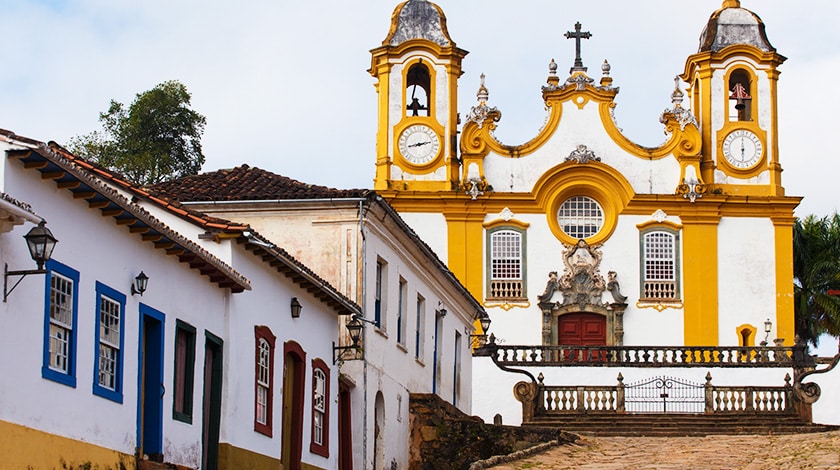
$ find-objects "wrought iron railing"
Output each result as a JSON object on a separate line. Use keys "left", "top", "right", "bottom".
{"left": 475, "top": 342, "right": 814, "bottom": 368}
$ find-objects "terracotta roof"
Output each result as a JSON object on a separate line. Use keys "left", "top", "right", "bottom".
{"left": 45, "top": 142, "right": 248, "bottom": 235}
{"left": 1, "top": 129, "right": 359, "bottom": 313}
{"left": 149, "top": 164, "right": 370, "bottom": 202}
{"left": 5, "top": 140, "right": 252, "bottom": 293}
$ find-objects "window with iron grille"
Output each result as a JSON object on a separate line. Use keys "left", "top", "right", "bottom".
{"left": 42, "top": 260, "right": 79, "bottom": 388}
{"left": 487, "top": 228, "right": 526, "bottom": 300}
{"left": 557, "top": 196, "right": 604, "bottom": 239}
{"left": 640, "top": 229, "right": 681, "bottom": 301}
{"left": 310, "top": 359, "right": 330, "bottom": 457}
{"left": 93, "top": 282, "right": 125, "bottom": 403}
{"left": 254, "top": 325, "right": 276, "bottom": 436}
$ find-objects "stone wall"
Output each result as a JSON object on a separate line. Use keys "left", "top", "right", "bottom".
{"left": 408, "top": 393, "right": 576, "bottom": 470}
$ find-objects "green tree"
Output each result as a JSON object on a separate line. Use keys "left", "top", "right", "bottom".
{"left": 69, "top": 80, "right": 206, "bottom": 185}
{"left": 793, "top": 213, "right": 840, "bottom": 349}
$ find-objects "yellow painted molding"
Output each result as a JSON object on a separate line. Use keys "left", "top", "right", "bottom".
{"left": 682, "top": 218, "right": 720, "bottom": 345}
{"left": 532, "top": 162, "right": 634, "bottom": 245}
{"left": 636, "top": 301, "right": 684, "bottom": 312}
{"left": 636, "top": 219, "right": 683, "bottom": 232}
{"left": 774, "top": 222, "right": 795, "bottom": 345}
{"left": 484, "top": 300, "right": 530, "bottom": 311}
{"left": 483, "top": 216, "right": 530, "bottom": 230}
{"left": 600, "top": 102, "right": 702, "bottom": 161}
{"left": 460, "top": 101, "right": 561, "bottom": 160}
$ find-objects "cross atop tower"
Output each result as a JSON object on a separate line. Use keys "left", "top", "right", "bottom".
{"left": 564, "top": 21, "right": 592, "bottom": 74}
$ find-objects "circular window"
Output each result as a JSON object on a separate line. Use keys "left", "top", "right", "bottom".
{"left": 557, "top": 196, "right": 604, "bottom": 239}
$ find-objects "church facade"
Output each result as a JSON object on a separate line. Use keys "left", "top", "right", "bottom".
{"left": 371, "top": 0, "right": 799, "bottom": 423}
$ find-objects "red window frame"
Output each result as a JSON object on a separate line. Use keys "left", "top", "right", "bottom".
{"left": 254, "top": 325, "right": 276, "bottom": 436}
{"left": 310, "top": 358, "right": 331, "bottom": 457}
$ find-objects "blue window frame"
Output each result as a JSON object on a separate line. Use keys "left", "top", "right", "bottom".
{"left": 93, "top": 282, "right": 126, "bottom": 403}
{"left": 42, "top": 259, "right": 80, "bottom": 388}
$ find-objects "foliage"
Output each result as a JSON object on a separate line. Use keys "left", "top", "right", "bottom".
{"left": 69, "top": 80, "right": 206, "bottom": 185}
{"left": 793, "top": 213, "right": 840, "bottom": 347}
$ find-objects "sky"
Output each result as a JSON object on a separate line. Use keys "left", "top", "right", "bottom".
{"left": 4, "top": 0, "right": 840, "bottom": 219}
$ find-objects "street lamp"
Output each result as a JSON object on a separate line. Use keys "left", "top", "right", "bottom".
{"left": 469, "top": 310, "right": 492, "bottom": 346}
{"left": 4, "top": 221, "right": 58, "bottom": 302}
{"left": 333, "top": 315, "right": 366, "bottom": 364}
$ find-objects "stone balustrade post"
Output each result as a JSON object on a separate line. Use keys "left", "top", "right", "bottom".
{"left": 704, "top": 372, "right": 714, "bottom": 414}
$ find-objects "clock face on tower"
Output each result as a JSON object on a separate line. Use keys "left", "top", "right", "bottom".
{"left": 722, "top": 129, "right": 763, "bottom": 169}
{"left": 398, "top": 124, "right": 441, "bottom": 165}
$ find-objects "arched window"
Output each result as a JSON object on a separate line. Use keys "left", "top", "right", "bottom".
{"left": 310, "top": 359, "right": 330, "bottom": 457}
{"left": 406, "top": 63, "right": 430, "bottom": 117}
{"left": 728, "top": 69, "right": 752, "bottom": 122}
{"left": 254, "top": 325, "right": 276, "bottom": 436}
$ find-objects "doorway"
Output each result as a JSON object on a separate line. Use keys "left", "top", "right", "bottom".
{"left": 338, "top": 380, "right": 353, "bottom": 470}
{"left": 373, "top": 392, "right": 385, "bottom": 470}
{"left": 137, "top": 305, "right": 165, "bottom": 462}
{"left": 558, "top": 312, "right": 606, "bottom": 346}
{"left": 282, "top": 341, "right": 306, "bottom": 470}
{"left": 202, "top": 332, "right": 223, "bottom": 470}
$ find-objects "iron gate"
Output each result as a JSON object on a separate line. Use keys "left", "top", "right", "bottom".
{"left": 624, "top": 375, "right": 705, "bottom": 413}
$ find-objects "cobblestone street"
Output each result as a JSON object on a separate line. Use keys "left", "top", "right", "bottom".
{"left": 487, "top": 431, "right": 840, "bottom": 469}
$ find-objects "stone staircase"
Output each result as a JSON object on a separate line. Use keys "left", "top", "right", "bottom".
{"left": 526, "top": 413, "right": 838, "bottom": 437}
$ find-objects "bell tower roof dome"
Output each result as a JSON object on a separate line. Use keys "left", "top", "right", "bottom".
{"left": 382, "top": 0, "right": 453, "bottom": 47}
{"left": 698, "top": 0, "right": 774, "bottom": 53}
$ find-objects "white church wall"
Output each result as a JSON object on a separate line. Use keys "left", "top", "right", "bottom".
{"left": 398, "top": 211, "right": 448, "bottom": 264}
{"left": 717, "top": 217, "right": 778, "bottom": 345}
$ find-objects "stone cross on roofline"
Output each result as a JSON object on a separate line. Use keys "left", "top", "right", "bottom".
{"left": 564, "top": 21, "right": 592, "bottom": 74}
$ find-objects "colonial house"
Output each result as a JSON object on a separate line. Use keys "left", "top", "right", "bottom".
{"left": 0, "top": 131, "right": 361, "bottom": 469}
{"left": 151, "top": 165, "right": 486, "bottom": 469}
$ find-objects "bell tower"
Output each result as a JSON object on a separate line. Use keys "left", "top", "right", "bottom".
{"left": 369, "top": 0, "right": 467, "bottom": 191}
{"left": 682, "top": 0, "right": 786, "bottom": 196}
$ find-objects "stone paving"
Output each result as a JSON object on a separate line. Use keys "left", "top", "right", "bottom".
{"left": 486, "top": 431, "right": 840, "bottom": 469}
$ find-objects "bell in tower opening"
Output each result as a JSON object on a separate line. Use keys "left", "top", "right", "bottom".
{"left": 406, "top": 61, "right": 430, "bottom": 116}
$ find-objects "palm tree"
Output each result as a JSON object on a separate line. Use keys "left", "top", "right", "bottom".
{"left": 793, "top": 213, "right": 840, "bottom": 350}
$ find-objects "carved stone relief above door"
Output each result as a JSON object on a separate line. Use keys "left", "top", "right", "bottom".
{"left": 537, "top": 240, "right": 628, "bottom": 346}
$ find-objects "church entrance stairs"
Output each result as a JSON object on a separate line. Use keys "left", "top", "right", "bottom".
{"left": 526, "top": 413, "right": 837, "bottom": 437}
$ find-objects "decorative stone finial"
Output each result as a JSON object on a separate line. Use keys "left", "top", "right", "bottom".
{"left": 549, "top": 58, "right": 558, "bottom": 77}
{"left": 600, "top": 59, "right": 613, "bottom": 87}
{"left": 476, "top": 73, "right": 489, "bottom": 104}
{"left": 670, "top": 76, "right": 684, "bottom": 108}
{"left": 722, "top": 0, "right": 741, "bottom": 8}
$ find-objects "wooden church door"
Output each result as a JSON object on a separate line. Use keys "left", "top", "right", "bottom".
{"left": 558, "top": 313, "right": 606, "bottom": 346}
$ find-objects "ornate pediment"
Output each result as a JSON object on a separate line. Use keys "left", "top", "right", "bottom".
{"left": 538, "top": 240, "right": 627, "bottom": 309}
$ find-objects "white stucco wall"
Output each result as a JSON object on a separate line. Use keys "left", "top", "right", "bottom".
{"left": 0, "top": 151, "right": 228, "bottom": 468}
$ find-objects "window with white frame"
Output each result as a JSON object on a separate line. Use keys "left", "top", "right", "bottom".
{"left": 254, "top": 325, "right": 275, "bottom": 436}
{"left": 310, "top": 359, "right": 330, "bottom": 457}
{"left": 256, "top": 339, "right": 270, "bottom": 423}
{"left": 640, "top": 229, "right": 680, "bottom": 301}
{"left": 557, "top": 196, "right": 604, "bottom": 239}
{"left": 43, "top": 260, "right": 79, "bottom": 388}
{"left": 93, "top": 282, "right": 125, "bottom": 402}
{"left": 487, "top": 228, "right": 526, "bottom": 300}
